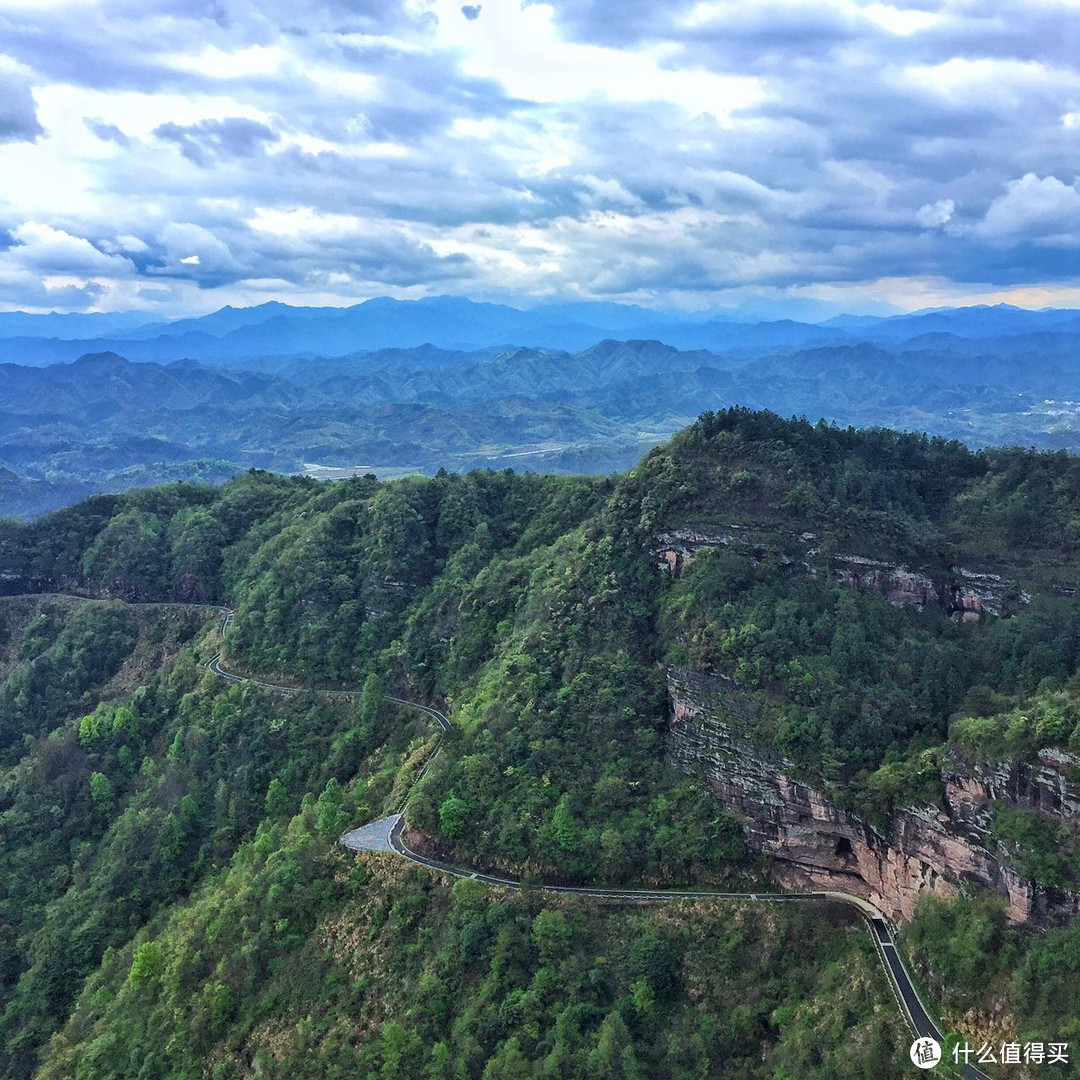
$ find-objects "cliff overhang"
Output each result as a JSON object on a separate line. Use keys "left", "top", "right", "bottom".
{"left": 667, "top": 666, "right": 1080, "bottom": 924}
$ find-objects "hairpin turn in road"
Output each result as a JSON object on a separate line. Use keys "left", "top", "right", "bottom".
{"left": 207, "top": 611, "right": 992, "bottom": 1080}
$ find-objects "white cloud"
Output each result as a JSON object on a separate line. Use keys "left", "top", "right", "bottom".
{"left": 974, "top": 173, "right": 1080, "bottom": 242}
{"left": 167, "top": 44, "right": 285, "bottom": 80}
{"left": 428, "top": 0, "right": 762, "bottom": 122}
{"left": 11, "top": 222, "right": 136, "bottom": 274}
{"left": 916, "top": 198, "right": 954, "bottom": 227}
{"left": 159, "top": 221, "right": 243, "bottom": 273}
{"left": 863, "top": 3, "right": 938, "bottom": 36}
{"left": 576, "top": 174, "right": 643, "bottom": 208}
{"left": 247, "top": 206, "right": 368, "bottom": 239}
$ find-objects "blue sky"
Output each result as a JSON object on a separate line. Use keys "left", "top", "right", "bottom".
{"left": 0, "top": 0, "right": 1077, "bottom": 316}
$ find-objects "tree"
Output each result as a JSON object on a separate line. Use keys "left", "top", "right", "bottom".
{"left": 551, "top": 794, "right": 578, "bottom": 852}
{"left": 628, "top": 932, "right": 682, "bottom": 1001}
{"left": 265, "top": 777, "right": 291, "bottom": 818}
{"left": 315, "top": 778, "right": 346, "bottom": 839}
{"left": 439, "top": 794, "right": 469, "bottom": 841}
{"left": 361, "top": 672, "right": 386, "bottom": 725}
{"left": 426, "top": 1042, "right": 460, "bottom": 1080}
{"left": 89, "top": 771, "right": 114, "bottom": 813}
{"left": 379, "top": 1022, "right": 425, "bottom": 1079}
{"left": 369, "top": 487, "right": 431, "bottom": 584}
{"left": 168, "top": 507, "right": 226, "bottom": 601}
{"left": 81, "top": 509, "right": 168, "bottom": 600}
{"left": 532, "top": 910, "right": 572, "bottom": 961}
{"left": 128, "top": 941, "right": 163, "bottom": 985}
{"left": 480, "top": 1038, "right": 531, "bottom": 1080}
{"left": 587, "top": 1013, "right": 642, "bottom": 1080}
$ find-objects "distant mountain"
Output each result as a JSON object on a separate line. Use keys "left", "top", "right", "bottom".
{"left": 109, "top": 301, "right": 316, "bottom": 340}
{"left": 4, "top": 299, "right": 1080, "bottom": 368}
{"left": 3, "top": 328, "right": 1080, "bottom": 517}
{"left": 0, "top": 310, "right": 165, "bottom": 339}
{"left": 862, "top": 304, "right": 1080, "bottom": 342}
{"left": 0, "top": 465, "right": 97, "bottom": 518}
{"left": 0, "top": 297, "right": 852, "bottom": 365}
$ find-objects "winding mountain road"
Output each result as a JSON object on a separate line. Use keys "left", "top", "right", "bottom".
{"left": 207, "top": 614, "right": 990, "bottom": 1080}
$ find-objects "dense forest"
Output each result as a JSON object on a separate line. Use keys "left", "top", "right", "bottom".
{"left": 3, "top": 409, "right": 1080, "bottom": 1078}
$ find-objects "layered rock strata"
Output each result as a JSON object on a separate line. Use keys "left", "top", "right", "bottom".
{"left": 652, "top": 526, "right": 1023, "bottom": 619}
{"left": 667, "top": 666, "right": 1080, "bottom": 924}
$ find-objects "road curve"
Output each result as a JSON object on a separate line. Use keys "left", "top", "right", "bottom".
{"left": 208, "top": 612, "right": 989, "bottom": 1080}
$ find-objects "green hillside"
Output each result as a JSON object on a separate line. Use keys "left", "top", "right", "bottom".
{"left": 2, "top": 409, "right": 1080, "bottom": 1078}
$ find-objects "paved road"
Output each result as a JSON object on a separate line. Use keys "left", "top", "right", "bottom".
{"left": 208, "top": 610, "right": 990, "bottom": 1080}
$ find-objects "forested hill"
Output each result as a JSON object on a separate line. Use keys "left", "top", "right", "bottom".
{"left": 7, "top": 407, "right": 1080, "bottom": 785}
{"left": 8, "top": 405, "right": 1080, "bottom": 597}
{"left": 3, "top": 409, "right": 1080, "bottom": 1079}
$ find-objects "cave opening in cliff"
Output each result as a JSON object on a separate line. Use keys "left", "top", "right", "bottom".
{"left": 834, "top": 836, "right": 855, "bottom": 862}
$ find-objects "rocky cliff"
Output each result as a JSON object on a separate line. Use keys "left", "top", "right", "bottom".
{"left": 653, "top": 526, "right": 1024, "bottom": 618}
{"left": 667, "top": 666, "right": 1080, "bottom": 923}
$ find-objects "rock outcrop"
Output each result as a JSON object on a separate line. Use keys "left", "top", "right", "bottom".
{"left": 667, "top": 666, "right": 1080, "bottom": 924}
{"left": 653, "top": 526, "right": 1025, "bottom": 619}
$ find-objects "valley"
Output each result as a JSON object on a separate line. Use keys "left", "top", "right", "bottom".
{"left": 4, "top": 301, "right": 1080, "bottom": 519}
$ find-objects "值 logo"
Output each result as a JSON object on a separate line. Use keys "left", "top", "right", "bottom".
{"left": 910, "top": 1037, "right": 941, "bottom": 1069}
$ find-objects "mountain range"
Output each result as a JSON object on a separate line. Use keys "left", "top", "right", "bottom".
{"left": 0, "top": 297, "right": 1079, "bottom": 517}
{"left": 4, "top": 296, "right": 1080, "bottom": 365}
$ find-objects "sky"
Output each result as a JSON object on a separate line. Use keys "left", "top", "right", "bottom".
{"left": 0, "top": 0, "right": 1078, "bottom": 317}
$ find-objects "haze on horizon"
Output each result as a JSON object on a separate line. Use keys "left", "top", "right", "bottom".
{"left": 0, "top": 0, "right": 1078, "bottom": 320}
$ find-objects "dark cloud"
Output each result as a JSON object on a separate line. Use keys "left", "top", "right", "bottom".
{"left": 0, "top": 278, "right": 107, "bottom": 310}
{"left": 0, "top": 0, "right": 424, "bottom": 95}
{"left": 535, "top": 0, "right": 1077, "bottom": 71}
{"left": 153, "top": 117, "right": 280, "bottom": 166}
{"left": 524, "top": 0, "right": 697, "bottom": 48}
{"left": 85, "top": 118, "right": 131, "bottom": 146}
{"left": 136, "top": 283, "right": 182, "bottom": 302}
{"left": 325, "top": 42, "right": 525, "bottom": 142}
{"left": 131, "top": 213, "right": 475, "bottom": 292}
{"left": 0, "top": 72, "right": 44, "bottom": 143}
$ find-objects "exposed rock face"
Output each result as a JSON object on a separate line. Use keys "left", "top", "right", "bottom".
{"left": 832, "top": 555, "right": 996, "bottom": 618}
{"left": 653, "top": 526, "right": 1024, "bottom": 619}
{"left": 667, "top": 666, "right": 1080, "bottom": 924}
{"left": 653, "top": 526, "right": 770, "bottom": 575}
{"left": 832, "top": 556, "right": 940, "bottom": 610}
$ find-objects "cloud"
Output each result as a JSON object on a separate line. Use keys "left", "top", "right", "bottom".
{"left": 153, "top": 117, "right": 280, "bottom": 166}
{"left": 10, "top": 222, "right": 137, "bottom": 276}
{"left": 0, "top": 220, "right": 140, "bottom": 311}
{"left": 156, "top": 221, "right": 245, "bottom": 283}
{"left": 0, "top": 71, "right": 44, "bottom": 143}
{"left": 84, "top": 117, "right": 131, "bottom": 146}
{"left": 0, "top": 278, "right": 108, "bottom": 309}
{"left": 576, "top": 175, "right": 644, "bottom": 209}
{"left": 973, "top": 173, "right": 1080, "bottom": 244}
{"left": 916, "top": 199, "right": 955, "bottom": 227}
{"left": 0, "top": 0, "right": 1078, "bottom": 314}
